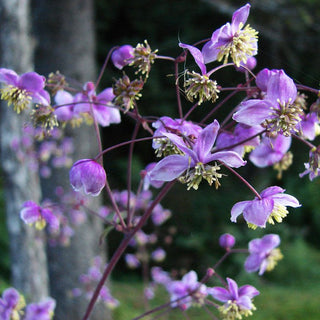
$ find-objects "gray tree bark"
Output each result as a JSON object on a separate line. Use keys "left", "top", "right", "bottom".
{"left": 32, "top": 0, "right": 108, "bottom": 318}
{"left": 0, "top": 0, "right": 49, "bottom": 301}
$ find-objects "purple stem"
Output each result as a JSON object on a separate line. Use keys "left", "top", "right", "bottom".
{"left": 95, "top": 46, "right": 118, "bottom": 89}
{"left": 223, "top": 164, "right": 262, "bottom": 200}
{"left": 126, "top": 122, "right": 141, "bottom": 226}
{"left": 82, "top": 181, "right": 175, "bottom": 320}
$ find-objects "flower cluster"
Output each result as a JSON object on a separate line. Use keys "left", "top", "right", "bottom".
{"left": 0, "top": 288, "right": 55, "bottom": 320}
{"left": 71, "top": 257, "right": 119, "bottom": 309}
{"left": 2, "top": 2, "right": 320, "bottom": 320}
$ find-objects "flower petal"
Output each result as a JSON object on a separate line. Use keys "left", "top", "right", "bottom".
{"left": 243, "top": 198, "right": 273, "bottom": 227}
{"left": 266, "top": 70, "right": 297, "bottom": 104}
{"left": 150, "top": 155, "right": 189, "bottom": 182}
{"left": 233, "top": 99, "right": 273, "bottom": 126}
{"left": 238, "top": 284, "right": 259, "bottom": 299}
{"left": 209, "top": 287, "right": 232, "bottom": 302}
{"left": 244, "top": 253, "right": 262, "bottom": 273}
{"left": 0, "top": 68, "right": 19, "bottom": 86}
{"left": 230, "top": 200, "right": 251, "bottom": 222}
{"left": 207, "top": 150, "right": 246, "bottom": 168}
{"left": 19, "top": 72, "right": 45, "bottom": 92}
{"left": 179, "top": 43, "right": 207, "bottom": 75}
{"left": 231, "top": 4, "right": 250, "bottom": 32}
{"left": 194, "top": 120, "right": 219, "bottom": 161}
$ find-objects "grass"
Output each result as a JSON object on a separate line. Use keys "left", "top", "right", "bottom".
{"left": 111, "top": 279, "right": 320, "bottom": 320}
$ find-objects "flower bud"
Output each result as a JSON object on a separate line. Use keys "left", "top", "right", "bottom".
{"left": 219, "top": 233, "right": 235, "bottom": 250}
{"left": 111, "top": 45, "right": 134, "bottom": 70}
{"left": 69, "top": 159, "right": 106, "bottom": 196}
{"left": 235, "top": 56, "right": 257, "bottom": 72}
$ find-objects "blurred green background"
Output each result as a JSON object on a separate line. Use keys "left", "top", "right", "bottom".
{"left": 1, "top": 0, "right": 320, "bottom": 318}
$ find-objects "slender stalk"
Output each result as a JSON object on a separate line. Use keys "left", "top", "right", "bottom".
{"left": 82, "top": 181, "right": 175, "bottom": 320}
{"left": 94, "top": 136, "right": 157, "bottom": 161}
{"left": 156, "top": 55, "right": 176, "bottom": 62}
{"left": 88, "top": 102, "right": 103, "bottom": 163}
{"left": 104, "top": 177, "right": 127, "bottom": 230}
{"left": 126, "top": 122, "right": 141, "bottom": 226}
{"left": 175, "top": 57, "right": 184, "bottom": 118}
{"left": 183, "top": 102, "right": 199, "bottom": 121}
{"left": 95, "top": 46, "right": 118, "bottom": 89}
{"left": 200, "top": 90, "right": 238, "bottom": 124}
{"left": 223, "top": 164, "right": 262, "bottom": 199}
{"left": 207, "top": 62, "right": 235, "bottom": 77}
{"left": 213, "top": 129, "right": 266, "bottom": 153}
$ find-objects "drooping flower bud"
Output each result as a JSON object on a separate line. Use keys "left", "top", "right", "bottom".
{"left": 235, "top": 56, "right": 257, "bottom": 73}
{"left": 69, "top": 159, "right": 106, "bottom": 196}
{"left": 219, "top": 233, "right": 236, "bottom": 250}
{"left": 111, "top": 45, "right": 134, "bottom": 70}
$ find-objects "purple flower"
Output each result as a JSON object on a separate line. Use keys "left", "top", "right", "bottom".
{"left": 219, "top": 233, "right": 236, "bottom": 250}
{"left": 150, "top": 120, "right": 246, "bottom": 189}
{"left": 166, "top": 271, "right": 208, "bottom": 309}
{"left": 53, "top": 90, "right": 75, "bottom": 122}
{"left": 69, "top": 159, "right": 106, "bottom": 196}
{"left": 178, "top": 43, "right": 221, "bottom": 104}
{"left": 125, "top": 254, "right": 141, "bottom": 269}
{"left": 216, "top": 123, "right": 263, "bottom": 157}
{"left": 296, "top": 112, "right": 320, "bottom": 141}
{"left": 151, "top": 204, "right": 171, "bottom": 226}
{"left": 151, "top": 267, "right": 171, "bottom": 285}
{"left": 24, "top": 298, "right": 56, "bottom": 320}
{"left": 179, "top": 43, "right": 207, "bottom": 75}
{"left": 151, "top": 247, "right": 166, "bottom": 262}
{"left": 142, "top": 162, "right": 165, "bottom": 190}
{"left": 75, "top": 257, "right": 119, "bottom": 309}
{"left": 299, "top": 162, "right": 320, "bottom": 181}
{"left": 233, "top": 69, "right": 300, "bottom": 137}
{"left": 111, "top": 45, "right": 134, "bottom": 69}
{"left": 0, "top": 68, "right": 50, "bottom": 113}
{"left": 299, "top": 146, "right": 320, "bottom": 181}
{"left": 235, "top": 56, "right": 257, "bottom": 72}
{"left": 231, "top": 186, "right": 300, "bottom": 228}
{"left": 209, "top": 277, "right": 259, "bottom": 318}
{"left": 152, "top": 116, "right": 202, "bottom": 155}
{"left": 99, "top": 287, "right": 120, "bottom": 309}
{"left": 0, "top": 288, "right": 25, "bottom": 320}
{"left": 249, "top": 134, "right": 291, "bottom": 167}
{"left": 20, "top": 201, "right": 59, "bottom": 231}
{"left": 245, "top": 234, "right": 283, "bottom": 275}
{"left": 202, "top": 4, "right": 258, "bottom": 67}
{"left": 73, "top": 82, "right": 121, "bottom": 127}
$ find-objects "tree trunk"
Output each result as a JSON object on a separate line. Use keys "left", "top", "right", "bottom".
{"left": 0, "top": 0, "right": 49, "bottom": 301}
{"left": 31, "top": 0, "right": 107, "bottom": 318}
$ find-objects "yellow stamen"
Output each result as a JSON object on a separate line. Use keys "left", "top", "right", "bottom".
{"left": 0, "top": 85, "right": 32, "bottom": 113}
{"left": 266, "top": 248, "right": 283, "bottom": 272}
{"left": 268, "top": 203, "right": 288, "bottom": 224}
{"left": 217, "top": 24, "right": 258, "bottom": 67}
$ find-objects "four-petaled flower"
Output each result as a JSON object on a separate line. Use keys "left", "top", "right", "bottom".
{"left": 202, "top": 4, "right": 258, "bottom": 67}
{"left": 150, "top": 120, "right": 246, "bottom": 189}
{"left": 245, "top": 234, "right": 283, "bottom": 275}
{"left": 69, "top": 159, "right": 107, "bottom": 196}
{"left": 166, "top": 271, "right": 208, "bottom": 310}
{"left": 20, "top": 201, "right": 59, "bottom": 231}
{"left": 0, "top": 288, "right": 26, "bottom": 320}
{"left": 231, "top": 186, "right": 300, "bottom": 228}
{"left": 111, "top": 45, "right": 134, "bottom": 70}
{"left": 0, "top": 68, "right": 50, "bottom": 113}
{"left": 73, "top": 82, "right": 121, "bottom": 127}
{"left": 179, "top": 43, "right": 220, "bottom": 104}
{"left": 209, "top": 277, "right": 259, "bottom": 319}
{"left": 24, "top": 298, "right": 56, "bottom": 320}
{"left": 233, "top": 69, "right": 302, "bottom": 137}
